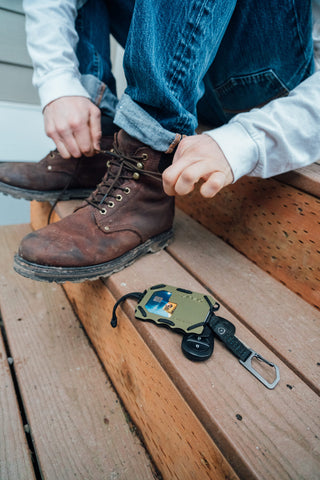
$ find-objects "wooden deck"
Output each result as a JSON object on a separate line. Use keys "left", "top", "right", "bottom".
{"left": 0, "top": 163, "right": 319, "bottom": 479}
{"left": 0, "top": 225, "right": 158, "bottom": 480}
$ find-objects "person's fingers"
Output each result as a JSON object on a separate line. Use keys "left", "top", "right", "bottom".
{"left": 162, "top": 133, "right": 233, "bottom": 198}
{"left": 162, "top": 152, "right": 199, "bottom": 195}
{"left": 163, "top": 162, "right": 192, "bottom": 195}
{"left": 52, "top": 137, "right": 73, "bottom": 159}
{"left": 56, "top": 123, "right": 84, "bottom": 158}
{"left": 68, "top": 107, "right": 96, "bottom": 156}
{"left": 89, "top": 105, "right": 102, "bottom": 152}
{"left": 43, "top": 97, "right": 102, "bottom": 158}
{"left": 163, "top": 135, "right": 210, "bottom": 195}
{"left": 72, "top": 105, "right": 101, "bottom": 156}
{"left": 162, "top": 177, "right": 176, "bottom": 196}
{"left": 200, "top": 171, "right": 226, "bottom": 198}
{"left": 73, "top": 123, "right": 93, "bottom": 157}
{"left": 46, "top": 117, "right": 82, "bottom": 158}
{"left": 172, "top": 159, "right": 215, "bottom": 196}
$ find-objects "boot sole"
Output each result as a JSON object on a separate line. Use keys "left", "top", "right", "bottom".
{"left": 0, "top": 181, "right": 92, "bottom": 201}
{"left": 13, "top": 229, "right": 174, "bottom": 283}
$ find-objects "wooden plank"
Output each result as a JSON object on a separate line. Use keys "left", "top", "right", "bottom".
{"left": 30, "top": 201, "right": 52, "bottom": 231}
{"left": 32, "top": 203, "right": 239, "bottom": 480}
{"left": 0, "top": 10, "right": 32, "bottom": 66}
{"left": 177, "top": 176, "right": 320, "bottom": 309}
{"left": 39, "top": 200, "right": 320, "bottom": 390}
{"left": 0, "top": 63, "right": 38, "bottom": 104}
{"left": 66, "top": 253, "right": 320, "bottom": 480}
{"left": 0, "top": 331, "right": 35, "bottom": 480}
{"left": 66, "top": 280, "right": 239, "bottom": 480}
{"left": 276, "top": 162, "right": 320, "bottom": 198}
{"left": 0, "top": 224, "right": 157, "bottom": 480}
{"left": 31, "top": 200, "right": 320, "bottom": 480}
{"left": 169, "top": 210, "right": 320, "bottom": 395}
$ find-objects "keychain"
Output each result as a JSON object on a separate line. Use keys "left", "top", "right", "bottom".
{"left": 111, "top": 284, "right": 280, "bottom": 389}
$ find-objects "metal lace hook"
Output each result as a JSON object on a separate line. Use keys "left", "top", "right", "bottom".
{"left": 239, "top": 350, "right": 280, "bottom": 389}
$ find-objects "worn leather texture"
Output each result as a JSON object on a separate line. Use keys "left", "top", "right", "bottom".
{"left": 0, "top": 136, "right": 114, "bottom": 191}
{"left": 18, "top": 130, "right": 175, "bottom": 268}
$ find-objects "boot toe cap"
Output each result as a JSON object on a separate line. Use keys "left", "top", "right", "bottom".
{"left": 18, "top": 230, "right": 57, "bottom": 266}
{"left": 17, "top": 211, "right": 99, "bottom": 268}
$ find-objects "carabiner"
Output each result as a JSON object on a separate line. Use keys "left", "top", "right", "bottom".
{"left": 239, "top": 350, "right": 280, "bottom": 389}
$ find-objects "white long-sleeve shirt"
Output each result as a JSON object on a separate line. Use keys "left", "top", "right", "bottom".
{"left": 205, "top": 72, "right": 320, "bottom": 181}
{"left": 23, "top": 0, "right": 89, "bottom": 108}
{"left": 23, "top": 0, "right": 320, "bottom": 182}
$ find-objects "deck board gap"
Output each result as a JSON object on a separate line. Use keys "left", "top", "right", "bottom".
{"left": 0, "top": 311, "right": 44, "bottom": 480}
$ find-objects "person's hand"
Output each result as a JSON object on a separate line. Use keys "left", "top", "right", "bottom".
{"left": 43, "top": 96, "right": 101, "bottom": 158}
{"left": 162, "top": 134, "right": 233, "bottom": 198}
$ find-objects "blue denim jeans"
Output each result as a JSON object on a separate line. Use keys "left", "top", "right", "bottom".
{"left": 76, "top": 0, "right": 314, "bottom": 151}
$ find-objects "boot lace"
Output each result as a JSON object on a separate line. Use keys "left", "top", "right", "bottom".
{"left": 47, "top": 157, "right": 82, "bottom": 224}
{"left": 85, "top": 146, "right": 162, "bottom": 212}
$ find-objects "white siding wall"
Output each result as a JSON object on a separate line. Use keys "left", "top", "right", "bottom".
{"left": 0, "top": 2, "right": 47, "bottom": 225}
{"left": 0, "top": 103, "right": 54, "bottom": 225}
{"left": 0, "top": 2, "right": 38, "bottom": 104}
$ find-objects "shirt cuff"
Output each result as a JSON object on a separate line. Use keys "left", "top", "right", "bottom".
{"left": 38, "top": 71, "right": 91, "bottom": 110}
{"left": 204, "top": 121, "right": 260, "bottom": 182}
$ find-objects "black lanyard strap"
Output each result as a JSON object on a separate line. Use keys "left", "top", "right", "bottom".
{"left": 111, "top": 291, "right": 145, "bottom": 327}
{"left": 208, "top": 314, "right": 280, "bottom": 389}
{"left": 209, "top": 316, "right": 252, "bottom": 362}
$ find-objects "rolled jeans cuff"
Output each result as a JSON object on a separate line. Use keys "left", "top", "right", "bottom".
{"left": 114, "top": 93, "right": 178, "bottom": 152}
{"left": 81, "top": 74, "right": 118, "bottom": 118}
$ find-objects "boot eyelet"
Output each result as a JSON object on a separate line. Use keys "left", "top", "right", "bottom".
{"left": 49, "top": 152, "right": 55, "bottom": 158}
{"left": 47, "top": 165, "right": 52, "bottom": 171}
{"left": 142, "top": 153, "right": 148, "bottom": 160}
{"left": 136, "top": 162, "right": 144, "bottom": 169}
{"left": 110, "top": 148, "right": 114, "bottom": 153}
{"left": 104, "top": 226, "right": 110, "bottom": 231}
{"left": 108, "top": 201, "right": 115, "bottom": 208}
{"left": 124, "top": 187, "right": 131, "bottom": 194}
{"left": 106, "top": 160, "right": 111, "bottom": 167}
{"left": 133, "top": 172, "right": 140, "bottom": 180}
{"left": 100, "top": 208, "right": 107, "bottom": 215}
{"left": 116, "top": 194, "right": 123, "bottom": 202}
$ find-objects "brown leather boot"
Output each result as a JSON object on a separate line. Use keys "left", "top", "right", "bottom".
{"left": 0, "top": 136, "right": 114, "bottom": 201}
{"left": 14, "top": 130, "right": 175, "bottom": 283}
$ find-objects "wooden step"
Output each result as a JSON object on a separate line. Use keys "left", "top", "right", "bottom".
{"left": 177, "top": 174, "right": 320, "bottom": 309}
{"left": 27, "top": 199, "right": 320, "bottom": 480}
{"left": 0, "top": 224, "right": 158, "bottom": 480}
{"left": 0, "top": 332, "right": 35, "bottom": 480}
{"left": 276, "top": 161, "right": 320, "bottom": 198}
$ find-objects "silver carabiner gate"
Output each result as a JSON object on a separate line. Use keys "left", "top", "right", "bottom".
{"left": 239, "top": 350, "right": 280, "bottom": 389}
